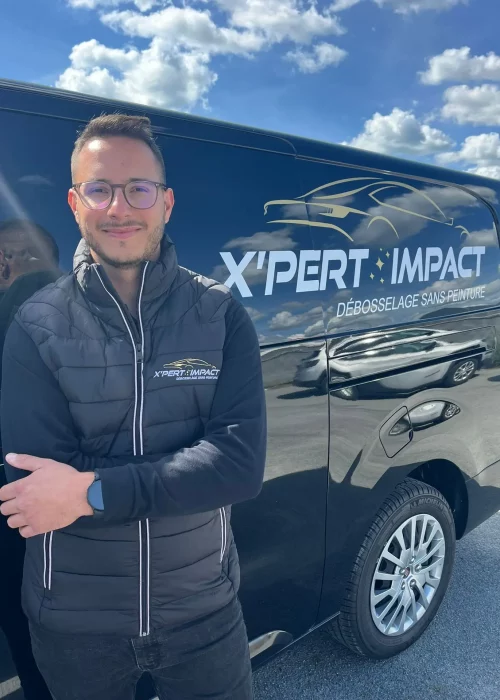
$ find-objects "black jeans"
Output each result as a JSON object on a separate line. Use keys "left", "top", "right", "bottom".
{"left": 28, "top": 596, "right": 253, "bottom": 700}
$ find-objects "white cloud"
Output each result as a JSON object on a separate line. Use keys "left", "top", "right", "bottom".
{"left": 442, "top": 85, "right": 500, "bottom": 126}
{"left": 305, "top": 0, "right": 465, "bottom": 10}
{"left": 59, "top": 0, "right": 467, "bottom": 112}
{"left": 245, "top": 306, "right": 265, "bottom": 321}
{"left": 282, "top": 300, "right": 312, "bottom": 310}
{"left": 210, "top": 257, "right": 268, "bottom": 287}
{"left": 209, "top": 228, "right": 298, "bottom": 289}
{"left": 18, "top": 175, "right": 54, "bottom": 186}
{"left": 56, "top": 38, "right": 216, "bottom": 111}
{"left": 101, "top": 6, "right": 265, "bottom": 55}
{"left": 439, "top": 133, "right": 500, "bottom": 166}
{"left": 303, "top": 319, "right": 325, "bottom": 336}
{"left": 330, "top": 0, "right": 363, "bottom": 10}
{"left": 420, "top": 274, "right": 500, "bottom": 306}
{"left": 213, "top": 0, "right": 346, "bottom": 44}
{"left": 346, "top": 108, "right": 454, "bottom": 156}
{"left": 470, "top": 165, "right": 500, "bottom": 180}
{"left": 103, "top": 0, "right": 346, "bottom": 47}
{"left": 209, "top": 228, "right": 298, "bottom": 288}
{"left": 286, "top": 42, "right": 347, "bottom": 73}
{"left": 60, "top": 0, "right": 468, "bottom": 112}
{"left": 223, "top": 228, "right": 298, "bottom": 252}
{"left": 68, "top": 0, "right": 157, "bottom": 9}
{"left": 464, "top": 228, "right": 499, "bottom": 245}
{"left": 269, "top": 305, "right": 323, "bottom": 330}
{"left": 437, "top": 133, "right": 500, "bottom": 181}
{"left": 61, "top": 0, "right": 349, "bottom": 110}
{"left": 375, "top": 0, "right": 466, "bottom": 13}
{"left": 349, "top": 182, "right": 489, "bottom": 245}
{"left": 420, "top": 47, "right": 500, "bottom": 86}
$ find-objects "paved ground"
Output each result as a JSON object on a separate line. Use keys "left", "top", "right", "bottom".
{"left": 253, "top": 512, "right": 500, "bottom": 700}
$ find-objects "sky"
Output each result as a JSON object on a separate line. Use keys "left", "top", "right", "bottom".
{"left": 2, "top": 0, "right": 500, "bottom": 179}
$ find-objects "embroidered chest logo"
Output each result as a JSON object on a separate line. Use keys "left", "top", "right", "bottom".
{"left": 154, "top": 358, "right": 220, "bottom": 381}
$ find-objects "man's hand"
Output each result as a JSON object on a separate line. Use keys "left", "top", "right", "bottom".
{"left": 0, "top": 454, "right": 94, "bottom": 538}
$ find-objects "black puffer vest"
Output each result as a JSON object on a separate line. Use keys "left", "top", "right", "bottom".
{"left": 18, "top": 237, "right": 239, "bottom": 637}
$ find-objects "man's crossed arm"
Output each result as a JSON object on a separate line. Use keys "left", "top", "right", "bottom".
{"left": 0, "top": 298, "right": 266, "bottom": 538}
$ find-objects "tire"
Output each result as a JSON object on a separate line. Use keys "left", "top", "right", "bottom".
{"left": 330, "top": 478, "right": 456, "bottom": 659}
{"left": 442, "top": 357, "right": 478, "bottom": 387}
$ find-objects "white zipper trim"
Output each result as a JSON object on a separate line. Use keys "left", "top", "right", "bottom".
{"left": 146, "top": 518, "right": 151, "bottom": 636}
{"left": 48, "top": 532, "right": 53, "bottom": 590}
{"left": 94, "top": 263, "right": 150, "bottom": 637}
{"left": 139, "top": 520, "right": 143, "bottom": 636}
{"left": 137, "top": 266, "right": 147, "bottom": 456}
{"left": 43, "top": 533, "right": 47, "bottom": 588}
{"left": 137, "top": 265, "right": 150, "bottom": 637}
{"left": 43, "top": 531, "right": 54, "bottom": 590}
{"left": 219, "top": 508, "right": 227, "bottom": 563}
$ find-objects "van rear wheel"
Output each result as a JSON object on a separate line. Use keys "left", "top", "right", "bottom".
{"left": 443, "top": 358, "right": 478, "bottom": 387}
{"left": 330, "top": 478, "right": 455, "bottom": 659}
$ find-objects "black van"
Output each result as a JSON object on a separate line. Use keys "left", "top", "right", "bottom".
{"left": 1, "top": 78, "right": 500, "bottom": 696}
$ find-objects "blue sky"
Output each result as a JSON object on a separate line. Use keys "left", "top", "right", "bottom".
{"left": 2, "top": 0, "right": 500, "bottom": 178}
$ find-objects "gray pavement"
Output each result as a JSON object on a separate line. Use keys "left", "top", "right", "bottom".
{"left": 254, "top": 512, "right": 500, "bottom": 700}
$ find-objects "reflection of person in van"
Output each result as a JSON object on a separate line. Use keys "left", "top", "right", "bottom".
{"left": 0, "top": 115, "right": 265, "bottom": 700}
{"left": 0, "top": 219, "right": 61, "bottom": 356}
{"left": 0, "top": 219, "right": 59, "bottom": 700}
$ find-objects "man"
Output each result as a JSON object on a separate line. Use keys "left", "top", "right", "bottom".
{"left": 0, "top": 219, "right": 59, "bottom": 700}
{"left": 0, "top": 115, "right": 266, "bottom": 700}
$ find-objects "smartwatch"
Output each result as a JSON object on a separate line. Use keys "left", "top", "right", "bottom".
{"left": 86, "top": 471, "right": 104, "bottom": 516}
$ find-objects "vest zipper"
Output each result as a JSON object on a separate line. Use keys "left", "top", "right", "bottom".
{"left": 219, "top": 508, "right": 227, "bottom": 563}
{"left": 136, "top": 268, "right": 150, "bottom": 637}
{"left": 43, "top": 531, "right": 54, "bottom": 590}
{"left": 93, "top": 263, "right": 150, "bottom": 637}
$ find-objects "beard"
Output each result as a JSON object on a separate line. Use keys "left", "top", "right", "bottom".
{"left": 81, "top": 219, "right": 165, "bottom": 270}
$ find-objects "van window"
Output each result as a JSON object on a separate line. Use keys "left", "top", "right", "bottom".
{"left": 0, "top": 111, "right": 79, "bottom": 382}
{"left": 156, "top": 134, "right": 316, "bottom": 344}
{"left": 0, "top": 110, "right": 320, "bottom": 344}
{"left": 270, "top": 160, "right": 500, "bottom": 333}
{"left": 0, "top": 110, "right": 81, "bottom": 270}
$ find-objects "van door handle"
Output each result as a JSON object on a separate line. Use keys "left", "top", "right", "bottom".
{"left": 379, "top": 406, "right": 413, "bottom": 458}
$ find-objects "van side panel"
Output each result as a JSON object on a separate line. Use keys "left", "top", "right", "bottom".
{"left": 290, "top": 157, "right": 500, "bottom": 623}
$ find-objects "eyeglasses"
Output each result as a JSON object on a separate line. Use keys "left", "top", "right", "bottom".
{"left": 72, "top": 180, "right": 167, "bottom": 210}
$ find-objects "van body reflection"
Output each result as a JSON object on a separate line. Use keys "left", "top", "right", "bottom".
{"left": 295, "top": 326, "right": 494, "bottom": 399}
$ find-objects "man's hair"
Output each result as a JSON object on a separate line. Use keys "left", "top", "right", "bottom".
{"left": 71, "top": 114, "right": 166, "bottom": 183}
{"left": 0, "top": 219, "right": 60, "bottom": 265}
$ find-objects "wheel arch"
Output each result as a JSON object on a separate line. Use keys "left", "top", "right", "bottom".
{"left": 408, "top": 459, "right": 469, "bottom": 540}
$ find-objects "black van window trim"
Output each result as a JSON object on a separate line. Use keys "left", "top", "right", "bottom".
{"left": 0, "top": 78, "right": 297, "bottom": 155}
{"left": 0, "top": 105, "right": 297, "bottom": 160}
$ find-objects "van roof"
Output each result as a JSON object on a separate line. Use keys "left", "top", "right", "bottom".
{"left": 1, "top": 77, "right": 499, "bottom": 196}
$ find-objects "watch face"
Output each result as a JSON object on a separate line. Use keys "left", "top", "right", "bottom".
{"left": 88, "top": 480, "right": 104, "bottom": 511}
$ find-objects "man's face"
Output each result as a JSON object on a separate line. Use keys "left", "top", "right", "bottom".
{"left": 0, "top": 228, "right": 54, "bottom": 291}
{"left": 68, "top": 136, "right": 174, "bottom": 269}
